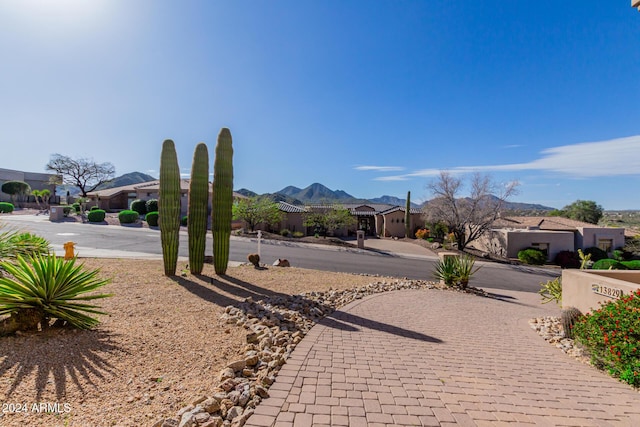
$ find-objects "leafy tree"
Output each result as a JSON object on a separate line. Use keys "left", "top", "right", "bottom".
{"left": 1, "top": 181, "right": 31, "bottom": 206}
{"left": 424, "top": 172, "right": 519, "bottom": 251}
{"left": 303, "top": 206, "right": 356, "bottom": 237}
{"left": 45, "top": 154, "right": 115, "bottom": 197}
{"left": 560, "top": 200, "right": 603, "bottom": 224}
{"left": 232, "top": 196, "right": 284, "bottom": 232}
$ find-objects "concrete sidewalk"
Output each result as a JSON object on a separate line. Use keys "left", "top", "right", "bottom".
{"left": 247, "top": 288, "right": 640, "bottom": 427}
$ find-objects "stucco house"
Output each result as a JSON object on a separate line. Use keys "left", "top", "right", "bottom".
{"left": 473, "top": 216, "right": 626, "bottom": 261}
{"left": 0, "top": 167, "right": 60, "bottom": 205}
{"left": 86, "top": 180, "right": 246, "bottom": 215}
{"left": 263, "top": 202, "right": 424, "bottom": 238}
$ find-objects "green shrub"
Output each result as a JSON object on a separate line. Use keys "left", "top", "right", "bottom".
{"left": 0, "top": 202, "right": 14, "bottom": 213}
{"left": 621, "top": 260, "right": 640, "bottom": 270}
{"left": 180, "top": 215, "right": 188, "bottom": 226}
{"left": 518, "top": 248, "right": 546, "bottom": 265}
{"left": 87, "top": 209, "right": 106, "bottom": 223}
{"left": 146, "top": 211, "right": 159, "bottom": 227}
{"left": 280, "top": 229, "right": 291, "bottom": 237}
{"left": 130, "top": 199, "right": 147, "bottom": 216}
{"left": 118, "top": 210, "right": 139, "bottom": 224}
{"left": 613, "top": 249, "right": 625, "bottom": 261}
{"left": 292, "top": 231, "right": 304, "bottom": 238}
{"left": 554, "top": 250, "right": 579, "bottom": 269}
{"left": 573, "top": 289, "right": 640, "bottom": 387}
{"left": 145, "top": 199, "right": 158, "bottom": 214}
{"left": 72, "top": 203, "right": 81, "bottom": 213}
{"left": 592, "top": 259, "right": 628, "bottom": 270}
{"left": 584, "top": 247, "right": 608, "bottom": 262}
{"left": 90, "top": 206, "right": 100, "bottom": 211}
{"left": 62, "top": 206, "right": 71, "bottom": 216}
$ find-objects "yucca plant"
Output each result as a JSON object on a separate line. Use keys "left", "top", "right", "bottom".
{"left": 433, "top": 256, "right": 458, "bottom": 287}
{"left": 0, "top": 223, "right": 50, "bottom": 260}
{"left": 455, "top": 254, "right": 481, "bottom": 290}
{"left": 0, "top": 254, "right": 112, "bottom": 335}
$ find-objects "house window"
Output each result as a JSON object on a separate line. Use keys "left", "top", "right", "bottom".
{"left": 598, "top": 239, "right": 613, "bottom": 253}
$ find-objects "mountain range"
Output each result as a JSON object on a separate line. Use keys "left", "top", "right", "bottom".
{"left": 237, "top": 182, "right": 555, "bottom": 211}
{"left": 64, "top": 172, "right": 554, "bottom": 211}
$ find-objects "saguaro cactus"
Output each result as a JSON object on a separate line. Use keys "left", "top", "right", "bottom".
{"left": 188, "top": 142, "right": 210, "bottom": 274}
{"left": 405, "top": 191, "right": 411, "bottom": 238}
{"left": 212, "top": 128, "right": 234, "bottom": 275}
{"left": 159, "top": 139, "right": 181, "bottom": 276}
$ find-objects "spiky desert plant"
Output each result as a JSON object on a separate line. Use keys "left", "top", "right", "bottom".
{"left": 212, "top": 128, "right": 234, "bottom": 275}
{"left": 159, "top": 139, "right": 181, "bottom": 276}
{"left": 405, "top": 191, "right": 411, "bottom": 238}
{"left": 188, "top": 142, "right": 209, "bottom": 274}
{"left": 561, "top": 306, "right": 583, "bottom": 339}
{"left": 0, "top": 254, "right": 111, "bottom": 335}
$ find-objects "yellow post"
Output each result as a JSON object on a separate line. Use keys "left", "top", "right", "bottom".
{"left": 63, "top": 241, "right": 76, "bottom": 260}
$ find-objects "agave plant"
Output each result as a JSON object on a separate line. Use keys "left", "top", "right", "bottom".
{"left": 455, "top": 254, "right": 481, "bottom": 290}
{"left": 0, "top": 254, "right": 112, "bottom": 335}
{"left": 433, "top": 256, "right": 458, "bottom": 287}
{"left": 0, "top": 222, "right": 50, "bottom": 260}
{"left": 432, "top": 254, "right": 481, "bottom": 289}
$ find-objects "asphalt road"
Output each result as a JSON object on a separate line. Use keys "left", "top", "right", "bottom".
{"left": 1, "top": 215, "right": 559, "bottom": 293}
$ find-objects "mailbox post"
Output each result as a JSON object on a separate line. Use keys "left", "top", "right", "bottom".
{"left": 356, "top": 230, "right": 365, "bottom": 249}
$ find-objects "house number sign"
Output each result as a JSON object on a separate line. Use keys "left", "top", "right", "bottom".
{"left": 591, "top": 283, "right": 624, "bottom": 299}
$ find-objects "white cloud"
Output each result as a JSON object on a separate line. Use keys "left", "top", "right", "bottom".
{"left": 374, "top": 135, "right": 640, "bottom": 181}
{"left": 354, "top": 165, "right": 406, "bottom": 172}
{"left": 502, "top": 144, "right": 523, "bottom": 149}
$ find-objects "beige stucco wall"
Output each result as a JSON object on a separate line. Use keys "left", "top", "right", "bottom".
{"left": 506, "top": 230, "right": 574, "bottom": 260}
{"left": 576, "top": 227, "right": 625, "bottom": 254}
{"left": 562, "top": 270, "right": 640, "bottom": 314}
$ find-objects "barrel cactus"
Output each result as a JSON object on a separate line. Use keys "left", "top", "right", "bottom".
{"left": 188, "top": 142, "right": 209, "bottom": 274}
{"left": 405, "top": 191, "right": 411, "bottom": 238}
{"left": 212, "top": 128, "right": 234, "bottom": 275}
{"left": 159, "top": 139, "right": 181, "bottom": 276}
{"left": 561, "top": 306, "right": 583, "bottom": 339}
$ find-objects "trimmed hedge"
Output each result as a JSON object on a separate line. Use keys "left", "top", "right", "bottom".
{"left": 518, "top": 248, "right": 546, "bottom": 265}
{"left": 592, "top": 259, "right": 628, "bottom": 270}
{"left": 145, "top": 199, "right": 158, "bottom": 214}
{"left": 146, "top": 211, "right": 159, "bottom": 227}
{"left": 0, "top": 202, "right": 14, "bottom": 213}
{"left": 621, "top": 260, "right": 640, "bottom": 270}
{"left": 180, "top": 215, "right": 188, "bottom": 226}
{"left": 87, "top": 209, "right": 106, "bottom": 223}
{"left": 118, "top": 210, "right": 139, "bottom": 224}
{"left": 130, "top": 199, "right": 147, "bottom": 216}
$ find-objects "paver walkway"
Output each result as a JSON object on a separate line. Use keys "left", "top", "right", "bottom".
{"left": 246, "top": 288, "right": 640, "bottom": 427}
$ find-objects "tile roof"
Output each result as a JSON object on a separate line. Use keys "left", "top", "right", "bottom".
{"left": 494, "top": 216, "right": 620, "bottom": 231}
{"left": 278, "top": 202, "right": 306, "bottom": 213}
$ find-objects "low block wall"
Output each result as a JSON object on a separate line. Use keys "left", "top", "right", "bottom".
{"left": 562, "top": 270, "right": 640, "bottom": 314}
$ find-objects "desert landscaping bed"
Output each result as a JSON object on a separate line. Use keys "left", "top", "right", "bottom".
{"left": 0, "top": 258, "right": 437, "bottom": 427}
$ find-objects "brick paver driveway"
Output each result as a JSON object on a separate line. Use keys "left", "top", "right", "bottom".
{"left": 247, "top": 288, "right": 640, "bottom": 427}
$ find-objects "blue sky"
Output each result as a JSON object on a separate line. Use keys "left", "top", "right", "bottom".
{"left": 1, "top": 1, "right": 639, "bottom": 209}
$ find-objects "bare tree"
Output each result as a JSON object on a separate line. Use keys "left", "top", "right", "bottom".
{"left": 46, "top": 154, "right": 115, "bottom": 197}
{"left": 424, "top": 172, "right": 518, "bottom": 251}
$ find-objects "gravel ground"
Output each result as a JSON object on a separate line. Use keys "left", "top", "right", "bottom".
{"left": 0, "top": 259, "right": 387, "bottom": 427}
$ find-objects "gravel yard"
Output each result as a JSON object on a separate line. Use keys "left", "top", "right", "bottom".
{"left": 0, "top": 258, "right": 400, "bottom": 426}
